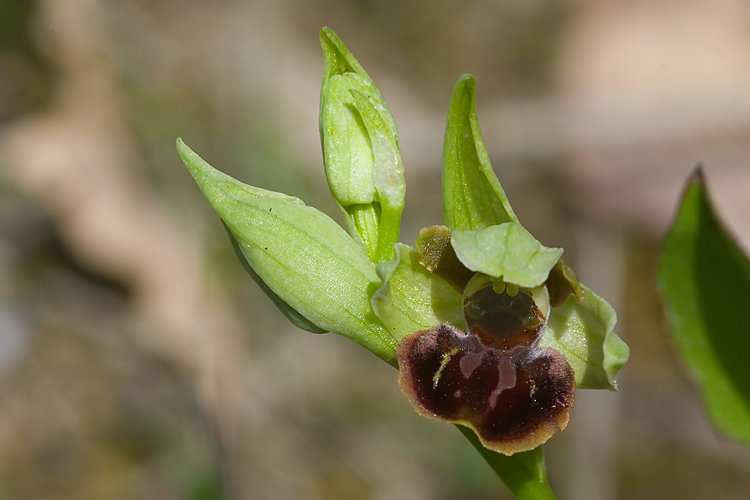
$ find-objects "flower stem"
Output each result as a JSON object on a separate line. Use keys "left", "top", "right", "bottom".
{"left": 456, "top": 425, "right": 557, "bottom": 500}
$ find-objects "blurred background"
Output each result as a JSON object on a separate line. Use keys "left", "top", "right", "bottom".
{"left": 1, "top": 0, "right": 750, "bottom": 499}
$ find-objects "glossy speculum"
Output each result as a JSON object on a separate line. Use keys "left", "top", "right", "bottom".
{"left": 463, "top": 285, "right": 545, "bottom": 349}
{"left": 396, "top": 276, "right": 575, "bottom": 455}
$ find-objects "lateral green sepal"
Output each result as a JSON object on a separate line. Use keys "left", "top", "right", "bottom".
{"left": 538, "top": 286, "right": 627, "bottom": 390}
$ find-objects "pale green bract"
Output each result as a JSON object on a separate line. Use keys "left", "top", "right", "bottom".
{"left": 349, "top": 89, "right": 405, "bottom": 262}
{"left": 177, "top": 138, "right": 397, "bottom": 364}
{"left": 349, "top": 89, "right": 405, "bottom": 211}
{"left": 321, "top": 73, "right": 377, "bottom": 205}
{"left": 451, "top": 223, "right": 564, "bottom": 289}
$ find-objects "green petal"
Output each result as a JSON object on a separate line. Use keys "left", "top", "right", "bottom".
{"left": 451, "top": 223, "right": 563, "bottom": 289}
{"left": 416, "top": 225, "right": 475, "bottom": 293}
{"left": 178, "top": 138, "right": 397, "bottom": 363}
{"left": 538, "top": 286, "right": 627, "bottom": 390}
{"left": 658, "top": 168, "right": 750, "bottom": 446}
{"left": 371, "top": 243, "right": 464, "bottom": 341}
{"left": 442, "top": 74, "right": 517, "bottom": 231}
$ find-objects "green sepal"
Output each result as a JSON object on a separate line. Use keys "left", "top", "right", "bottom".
{"left": 178, "top": 138, "right": 398, "bottom": 363}
{"left": 442, "top": 74, "right": 517, "bottom": 231}
{"left": 538, "top": 285, "right": 628, "bottom": 390}
{"left": 658, "top": 168, "right": 750, "bottom": 446}
{"left": 451, "top": 223, "right": 564, "bottom": 289}
{"left": 372, "top": 244, "right": 464, "bottom": 341}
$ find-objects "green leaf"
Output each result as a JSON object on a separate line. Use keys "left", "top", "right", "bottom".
{"left": 457, "top": 426, "right": 557, "bottom": 500}
{"left": 451, "top": 223, "right": 563, "bottom": 289}
{"left": 442, "top": 74, "right": 517, "bottom": 231}
{"left": 178, "top": 138, "right": 398, "bottom": 364}
{"left": 371, "top": 243, "right": 464, "bottom": 341}
{"left": 658, "top": 168, "right": 750, "bottom": 446}
{"left": 538, "top": 286, "right": 626, "bottom": 390}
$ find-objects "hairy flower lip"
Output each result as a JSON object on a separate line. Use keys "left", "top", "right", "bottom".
{"left": 396, "top": 323, "right": 575, "bottom": 455}
{"left": 397, "top": 272, "right": 574, "bottom": 456}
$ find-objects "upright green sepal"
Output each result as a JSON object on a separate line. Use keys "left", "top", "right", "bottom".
{"left": 178, "top": 138, "right": 398, "bottom": 363}
{"left": 442, "top": 74, "right": 517, "bottom": 231}
{"left": 319, "top": 28, "right": 404, "bottom": 263}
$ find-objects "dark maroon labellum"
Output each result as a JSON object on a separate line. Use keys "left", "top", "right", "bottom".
{"left": 396, "top": 281, "right": 575, "bottom": 455}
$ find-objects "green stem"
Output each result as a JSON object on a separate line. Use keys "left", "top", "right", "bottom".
{"left": 349, "top": 203, "right": 380, "bottom": 261}
{"left": 384, "top": 359, "right": 556, "bottom": 498}
{"left": 376, "top": 204, "right": 402, "bottom": 263}
{"left": 456, "top": 426, "right": 557, "bottom": 500}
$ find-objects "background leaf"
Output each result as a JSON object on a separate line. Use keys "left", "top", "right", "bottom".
{"left": 658, "top": 168, "right": 750, "bottom": 447}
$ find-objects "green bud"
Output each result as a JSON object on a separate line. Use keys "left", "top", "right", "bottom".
{"left": 319, "top": 28, "right": 404, "bottom": 263}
